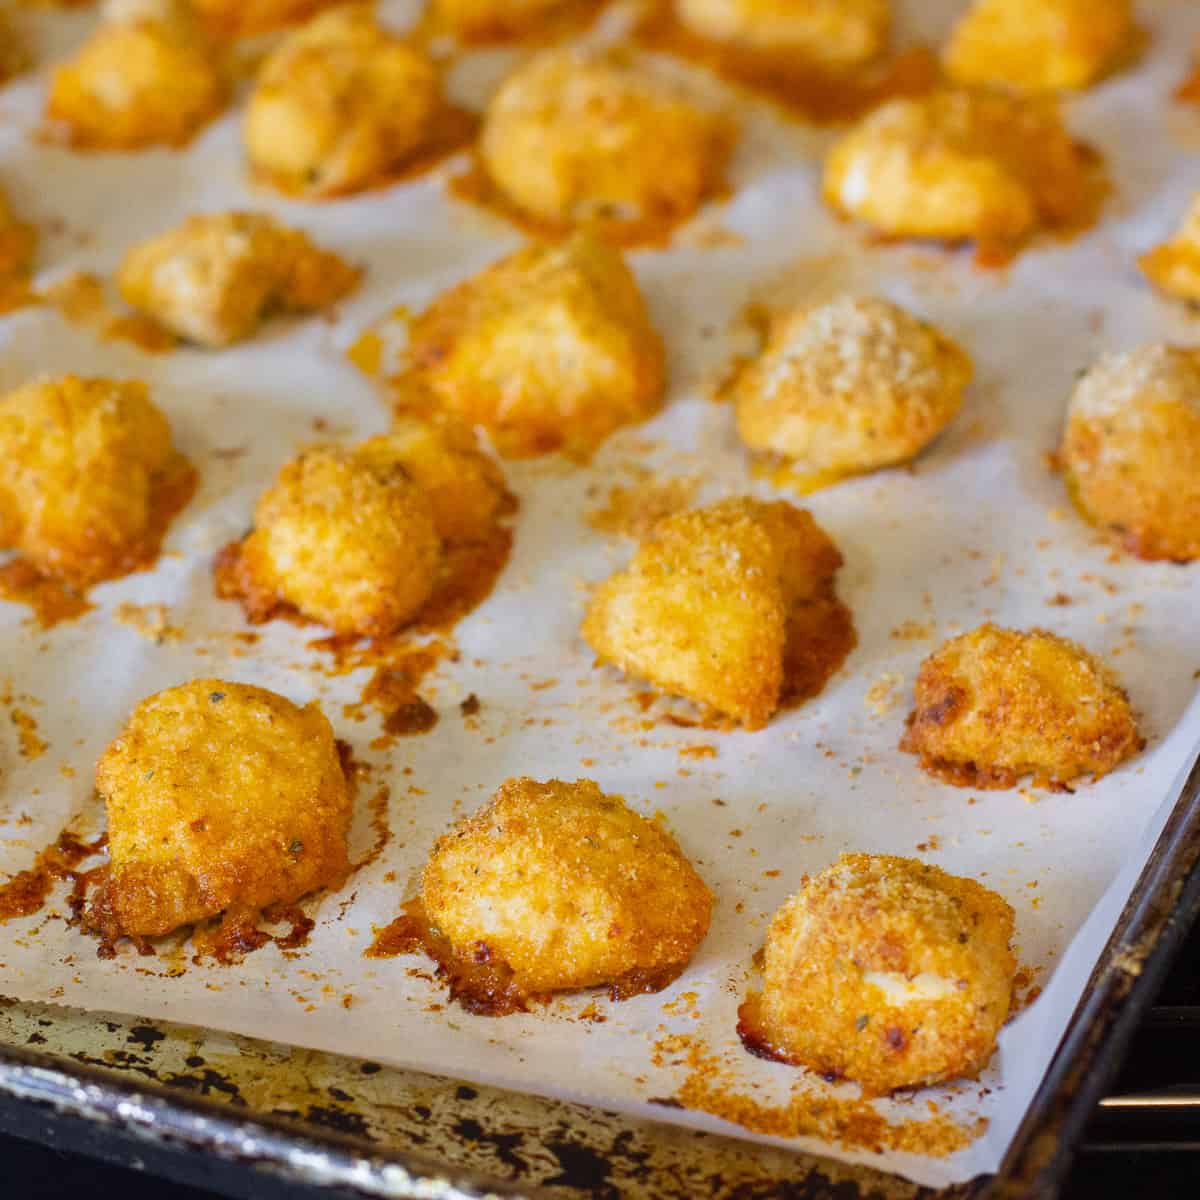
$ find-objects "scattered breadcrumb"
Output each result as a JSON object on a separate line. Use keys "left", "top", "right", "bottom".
{"left": 587, "top": 475, "right": 701, "bottom": 539}
{"left": 114, "top": 602, "right": 182, "bottom": 644}
{"left": 892, "top": 619, "right": 935, "bottom": 640}
{"left": 865, "top": 672, "right": 904, "bottom": 717}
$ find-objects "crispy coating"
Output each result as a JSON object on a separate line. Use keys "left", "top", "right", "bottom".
{"left": 236, "top": 443, "right": 442, "bottom": 637}
{"left": 244, "top": 5, "right": 440, "bottom": 199}
{"left": 0, "top": 187, "right": 36, "bottom": 296}
{"left": 0, "top": 375, "right": 194, "bottom": 587}
{"left": 902, "top": 624, "right": 1141, "bottom": 789}
{"left": 432, "top": 0, "right": 586, "bottom": 42}
{"left": 117, "top": 212, "right": 360, "bottom": 348}
{"left": 1059, "top": 344, "right": 1200, "bottom": 562}
{"left": 96, "top": 680, "right": 351, "bottom": 938}
{"left": 422, "top": 777, "right": 713, "bottom": 996}
{"left": 944, "top": 0, "right": 1133, "bottom": 93}
{"left": 478, "top": 47, "right": 735, "bottom": 228}
{"left": 46, "top": 11, "right": 224, "bottom": 149}
{"left": 735, "top": 295, "right": 972, "bottom": 484}
{"left": 192, "top": 0, "right": 344, "bottom": 38}
{"left": 1139, "top": 196, "right": 1200, "bottom": 305}
{"left": 405, "top": 233, "right": 666, "bottom": 458}
{"left": 582, "top": 497, "right": 843, "bottom": 729}
{"left": 676, "top": 0, "right": 890, "bottom": 68}
{"left": 757, "top": 854, "right": 1016, "bottom": 1095}
{"left": 823, "top": 88, "right": 1090, "bottom": 245}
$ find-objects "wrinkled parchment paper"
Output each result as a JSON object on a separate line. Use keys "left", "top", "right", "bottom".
{"left": 0, "top": 0, "right": 1198, "bottom": 1186}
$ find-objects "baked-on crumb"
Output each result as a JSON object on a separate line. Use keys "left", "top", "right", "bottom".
{"left": 744, "top": 854, "right": 1015, "bottom": 1096}
{"left": 943, "top": 0, "right": 1134, "bottom": 93}
{"left": 1140, "top": 197, "right": 1200, "bottom": 305}
{"left": 823, "top": 88, "right": 1094, "bottom": 253}
{"left": 117, "top": 212, "right": 361, "bottom": 348}
{"left": 244, "top": 5, "right": 443, "bottom": 198}
{"left": 1058, "top": 344, "right": 1200, "bottom": 562}
{"left": 477, "top": 46, "right": 735, "bottom": 232}
{"left": 403, "top": 232, "right": 666, "bottom": 459}
{"left": 734, "top": 295, "right": 972, "bottom": 488}
{"left": 582, "top": 496, "right": 851, "bottom": 730}
{"left": 418, "top": 777, "right": 713, "bottom": 1006}
{"left": 191, "top": 0, "right": 343, "bottom": 38}
{"left": 430, "top": 0, "right": 599, "bottom": 43}
{"left": 0, "top": 375, "right": 196, "bottom": 589}
{"left": 0, "top": 188, "right": 36, "bottom": 308}
{"left": 902, "top": 623, "right": 1142, "bottom": 790}
{"left": 87, "top": 679, "right": 351, "bottom": 939}
{"left": 46, "top": 1, "right": 225, "bottom": 150}
{"left": 676, "top": 0, "right": 890, "bottom": 68}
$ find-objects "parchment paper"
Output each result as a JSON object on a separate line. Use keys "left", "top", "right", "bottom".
{"left": 0, "top": 0, "right": 1198, "bottom": 1186}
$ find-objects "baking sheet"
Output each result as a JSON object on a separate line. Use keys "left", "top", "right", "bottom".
{"left": 1, "top": 0, "right": 1199, "bottom": 1188}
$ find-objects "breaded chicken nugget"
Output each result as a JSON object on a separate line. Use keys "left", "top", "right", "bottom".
{"left": 823, "top": 88, "right": 1091, "bottom": 246}
{"left": 192, "top": 0, "right": 344, "bottom": 39}
{"left": 478, "top": 47, "right": 735, "bottom": 229}
{"left": 232, "top": 444, "right": 442, "bottom": 637}
{"left": 46, "top": 2, "right": 224, "bottom": 149}
{"left": 405, "top": 233, "right": 665, "bottom": 459}
{"left": 244, "top": 5, "right": 440, "bottom": 198}
{"left": 117, "top": 212, "right": 361, "bottom": 348}
{"left": 735, "top": 296, "right": 971, "bottom": 488}
{"left": 1139, "top": 197, "right": 1200, "bottom": 305}
{"left": 944, "top": 0, "right": 1133, "bottom": 93}
{"left": 432, "top": 0, "right": 593, "bottom": 43}
{"left": 91, "top": 679, "right": 351, "bottom": 939}
{"left": 1059, "top": 344, "right": 1200, "bottom": 562}
{"left": 582, "top": 497, "right": 846, "bottom": 729}
{"left": 421, "top": 777, "right": 712, "bottom": 1003}
{"left": 0, "top": 187, "right": 36, "bottom": 302}
{"left": 749, "top": 854, "right": 1015, "bottom": 1095}
{"left": 0, "top": 375, "right": 195, "bottom": 588}
{"left": 902, "top": 624, "right": 1141, "bottom": 789}
{"left": 676, "top": 0, "right": 890, "bottom": 68}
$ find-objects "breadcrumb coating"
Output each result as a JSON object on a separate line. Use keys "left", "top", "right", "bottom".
{"left": 751, "top": 854, "right": 1015, "bottom": 1095}
{"left": 422, "top": 777, "right": 713, "bottom": 999}
{"left": 0, "top": 375, "right": 195, "bottom": 588}
{"left": 1059, "top": 343, "right": 1200, "bottom": 562}
{"left": 478, "top": 47, "right": 735, "bottom": 229}
{"left": 944, "top": 0, "right": 1133, "bottom": 93}
{"left": 118, "top": 212, "right": 360, "bottom": 348}
{"left": 404, "top": 233, "right": 665, "bottom": 458}
{"left": 92, "top": 679, "right": 351, "bottom": 938}
{"left": 735, "top": 295, "right": 972, "bottom": 485}
{"left": 1140, "top": 196, "right": 1200, "bottom": 305}
{"left": 902, "top": 624, "right": 1142, "bottom": 789}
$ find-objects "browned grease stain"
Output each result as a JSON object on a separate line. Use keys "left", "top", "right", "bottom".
{"left": 412, "top": 0, "right": 606, "bottom": 47}
{"left": 780, "top": 593, "right": 857, "bottom": 709}
{"left": 339, "top": 642, "right": 449, "bottom": 741}
{"left": 40, "top": 272, "right": 179, "bottom": 354}
{"left": 190, "top": 904, "right": 316, "bottom": 964}
{"left": 1176, "top": 58, "right": 1200, "bottom": 104}
{"left": 0, "top": 830, "right": 107, "bottom": 922}
{"left": 0, "top": 560, "right": 94, "bottom": 629}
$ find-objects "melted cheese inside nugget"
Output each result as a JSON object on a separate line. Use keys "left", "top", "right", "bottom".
{"left": 0, "top": 375, "right": 195, "bottom": 588}
{"left": 117, "top": 212, "right": 360, "bottom": 348}
{"left": 478, "top": 47, "right": 734, "bottom": 230}
{"left": 422, "top": 777, "right": 713, "bottom": 1003}
{"left": 244, "top": 5, "right": 440, "bottom": 198}
{"left": 1059, "top": 344, "right": 1200, "bottom": 562}
{"left": 1139, "top": 197, "right": 1200, "bottom": 306}
{"left": 46, "top": 5, "right": 224, "bottom": 149}
{"left": 235, "top": 444, "right": 442, "bottom": 637}
{"left": 405, "top": 233, "right": 665, "bottom": 459}
{"left": 93, "top": 680, "right": 351, "bottom": 939}
{"left": 902, "top": 624, "right": 1141, "bottom": 789}
{"left": 676, "top": 0, "right": 890, "bottom": 68}
{"left": 944, "top": 0, "right": 1133, "bottom": 93}
{"left": 823, "top": 88, "right": 1091, "bottom": 247}
{"left": 735, "top": 296, "right": 971, "bottom": 487}
{"left": 582, "top": 497, "right": 848, "bottom": 729}
{"left": 749, "top": 854, "right": 1015, "bottom": 1095}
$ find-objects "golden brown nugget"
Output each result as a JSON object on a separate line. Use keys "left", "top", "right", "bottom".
{"left": 1139, "top": 197, "right": 1200, "bottom": 305}
{"left": 676, "top": 0, "right": 890, "bottom": 68}
{"left": 117, "top": 212, "right": 361, "bottom": 348}
{"left": 746, "top": 854, "right": 1015, "bottom": 1095}
{"left": 823, "top": 88, "right": 1092, "bottom": 247}
{"left": 91, "top": 680, "right": 351, "bottom": 939}
{"left": 192, "top": 0, "right": 344, "bottom": 38}
{"left": 944, "top": 0, "right": 1133, "bottom": 93}
{"left": 46, "top": 4, "right": 224, "bottom": 149}
{"left": 1058, "top": 344, "right": 1200, "bottom": 562}
{"left": 404, "top": 232, "right": 665, "bottom": 459}
{"left": 431, "top": 0, "right": 595, "bottom": 43}
{"left": 244, "top": 5, "right": 441, "bottom": 199}
{"left": 902, "top": 624, "right": 1141, "bottom": 790}
{"left": 735, "top": 295, "right": 972, "bottom": 488}
{"left": 420, "top": 777, "right": 713, "bottom": 1005}
{"left": 478, "top": 47, "right": 735, "bottom": 229}
{"left": 0, "top": 375, "right": 195, "bottom": 588}
{"left": 582, "top": 497, "right": 846, "bottom": 730}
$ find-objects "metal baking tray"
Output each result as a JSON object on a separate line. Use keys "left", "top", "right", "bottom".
{"left": 1, "top": 748, "right": 1196, "bottom": 1200}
